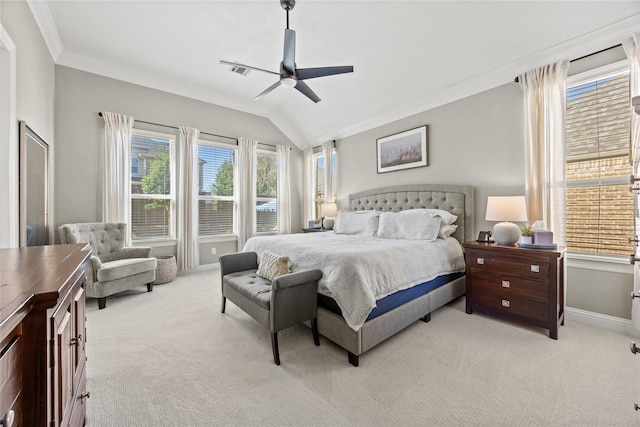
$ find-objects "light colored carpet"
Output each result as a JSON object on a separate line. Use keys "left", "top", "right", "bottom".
{"left": 85, "top": 266, "right": 639, "bottom": 426}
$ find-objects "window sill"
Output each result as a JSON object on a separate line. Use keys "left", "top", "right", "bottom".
{"left": 132, "top": 237, "right": 177, "bottom": 248}
{"left": 199, "top": 234, "right": 238, "bottom": 243}
{"left": 566, "top": 252, "right": 633, "bottom": 274}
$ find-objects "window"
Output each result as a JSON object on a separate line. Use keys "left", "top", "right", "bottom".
{"left": 314, "top": 149, "right": 337, "bottom": 219}
{"left": 130, "top": 130, "right": 176, "bottom": 240}
{"left": 565, "top": 66, "right": 632, "bottom": 256}
{"left": 256, "top": 151, "right": 277, "bottom": 232}
{"left": 198, "top": 142, "right": 236, "bottom": 236}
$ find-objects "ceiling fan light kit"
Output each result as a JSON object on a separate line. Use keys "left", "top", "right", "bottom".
{"left": 220, "top": 0, "right": 353, "bottom": 103}
{"left": 281, "top": 77, "right": 297, "bottom": 88}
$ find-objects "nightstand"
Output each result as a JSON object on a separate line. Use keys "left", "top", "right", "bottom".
{"left": 463, "top": 241, "right": 565, "bottom": 339}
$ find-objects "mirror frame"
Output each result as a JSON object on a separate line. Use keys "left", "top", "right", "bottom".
{"left": 19, "top": 120, "right": 50, "bottom": 247}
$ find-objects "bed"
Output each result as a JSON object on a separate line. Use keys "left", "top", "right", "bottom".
{"left": 244, "top": 184, "right": 474, "bottom": 366}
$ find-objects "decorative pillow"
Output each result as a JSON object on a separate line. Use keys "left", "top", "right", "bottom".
{"left": 377, "top": 210, "right": 441, "bottom": 241}
{"left": 334, "top": 210, "right": 379, "bottom": 236}
{"left": 438, "top": 224, "right": 458, "bottom": 239}
{"left": 256, "top": 251, "right": 291, "bottom": 281}
{"left": 398, "top": 208, "right": 458, "bottom": 225}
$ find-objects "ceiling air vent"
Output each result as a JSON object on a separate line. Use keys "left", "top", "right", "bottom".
{"left": 228, "top": 64, "right": 250, "bottom": 76}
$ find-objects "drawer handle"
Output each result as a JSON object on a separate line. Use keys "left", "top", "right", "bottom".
{"left": 477, "top": 257, "right": 485, "bottom": 265}
{"left": 502, "top": 280, "right": 510, "bottom": 288}
{"left": 530, "top": 265, "right": 540, "bottom": 273}
{"left": 501, "top": 300, "right": 510, "bottom": 308}
{"left": 1, "top": 410, "right": 15, "bottom": 427}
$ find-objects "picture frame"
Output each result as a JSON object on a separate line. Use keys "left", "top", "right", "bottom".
{"left": 19, "top": 121, "right": 50, "bottom": 247}
{"left": 476, "top": 231, "right": 493, "bottom": 243}
{"left": 377, "top": 125, "right": 428, "bottom": 173}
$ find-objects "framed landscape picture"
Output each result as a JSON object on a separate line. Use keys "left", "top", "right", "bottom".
{"left": 376, "top": 125, "right": 428, "bottom": 173}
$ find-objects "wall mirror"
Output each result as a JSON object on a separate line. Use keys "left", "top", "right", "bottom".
{"left": 19, "top": 120, "right": 49, "bottom": 246}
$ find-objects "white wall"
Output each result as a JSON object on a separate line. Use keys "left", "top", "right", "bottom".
{"left": 338, "top": 82, "right": 525, "bottom": 235}
{"left": 54, "top": 65, "right": 302, "bottom": 263}
{"left": 0, "top": 0, "right": 55, "bottom": 248}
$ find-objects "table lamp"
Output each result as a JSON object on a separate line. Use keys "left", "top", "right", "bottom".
{"left": 320, "top": 203, "right": 338, "bottom": 230}
{"left": 485, "top": 196, "right": 527, "bottom": 245}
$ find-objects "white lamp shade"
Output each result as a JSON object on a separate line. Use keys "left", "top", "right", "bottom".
{"left": 486, "top": 196, "right": 527, "bottom": 245}
{"left": 485, "top": 196, "right": 528, "bottom": 222}
{"left": 320, "top": 203, "right": 338, "bottom": 217}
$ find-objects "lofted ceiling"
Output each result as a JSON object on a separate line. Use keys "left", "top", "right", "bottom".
{"left": 30, "top": 1, "right": 640, "bottom": 148}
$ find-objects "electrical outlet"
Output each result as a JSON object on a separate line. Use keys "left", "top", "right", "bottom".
{"left": 211, "top": 248, "right": 216, "bottom": 255}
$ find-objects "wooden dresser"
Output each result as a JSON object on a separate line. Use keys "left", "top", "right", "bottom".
{"left": 463, "top": 241, "right": 565, "bottom": 339}
{"left": 0, "top": 244, "right": 90, "bottom": 427}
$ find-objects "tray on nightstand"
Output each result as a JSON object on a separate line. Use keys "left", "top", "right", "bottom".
{"left": 517, "top": 243, "right": 558, "bottom": 250}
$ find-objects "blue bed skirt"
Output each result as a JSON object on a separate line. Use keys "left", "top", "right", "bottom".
{"left": 317, "top": 272, "right": 464, "bottom": 321}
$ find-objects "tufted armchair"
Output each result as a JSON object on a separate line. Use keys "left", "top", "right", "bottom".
{"left": 58, "top": 223, "right": 157, "bottom": 309}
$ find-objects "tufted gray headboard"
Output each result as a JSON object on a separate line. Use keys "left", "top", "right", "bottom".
{"left": 348, "top": 184, "right": 474, "bottom": 243}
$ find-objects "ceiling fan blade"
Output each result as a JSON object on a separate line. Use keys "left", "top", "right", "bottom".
{"left": 283, "top": 29, "right": 296, "bottom": 73}
{"left": 294, "top": 80, "right": 321, "bottom": 103}
{"left": 296, "top": 66, "right": 354, "bottom": 81}
{"left": 219, "top": 60, "right": 280, "bottom": 76}
{"left": 254, "top": 80, "right": 282, "bottom": 101}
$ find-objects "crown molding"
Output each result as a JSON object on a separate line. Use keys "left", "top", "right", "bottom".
{"left": 26, "top": 0, "right": 63, "bottom": 61}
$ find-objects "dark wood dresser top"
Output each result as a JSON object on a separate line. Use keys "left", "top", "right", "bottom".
{"left": 0, "top": 244, "right": 90, "bottom": 330}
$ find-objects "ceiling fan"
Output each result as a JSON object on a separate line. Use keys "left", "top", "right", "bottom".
{"left": 220, "top": 0, "right": 353, "bottom": 103}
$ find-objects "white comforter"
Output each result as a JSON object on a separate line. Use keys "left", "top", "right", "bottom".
{"left": 243, "top": 233, "right": 465, "bottom": 331}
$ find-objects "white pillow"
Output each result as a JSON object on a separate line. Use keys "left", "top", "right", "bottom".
{"left": 438, "top": 224, "right": 458, "bottom": 239}
{"left": 429, "top": 209, "right": 458, "bottom": 225}
{"left": 398, "top": 208, "right": 458, "bottom": 225}
{"left": 377, "top": 210, "right": 441, "bottom": 241}
{"left": 334, "top": 210, "right": 379, "bottom": 236}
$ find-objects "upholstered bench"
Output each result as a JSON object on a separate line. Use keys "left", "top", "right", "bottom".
{"left": 219, "top": 251, "right": 322, "bottom": 365}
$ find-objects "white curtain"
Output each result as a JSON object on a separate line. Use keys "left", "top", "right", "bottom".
{"left": 518, "top": 60, "right": 569, "bottom": 245}
{"left": 622, "top": 35, "right": 640, "bottom": 328}
{"left": 303, "top": 147, "right": 315, "bottom": 227}
{"left": 237, "top": 137, "right": 257, "bottom": 249}
{"left": 623, "top": 35, "right": 640, "bottom": 166}
{"left": 322, "top": 141, "right": 335, "bottom": 203}
{"left": 276, "top": 145, "right": 291, "bottom": 234}
{"left": 177, "top": 126, "right": 200, "bottom": 271}
{"left": 102, "top": 111, "right": 134, "bottom": 245}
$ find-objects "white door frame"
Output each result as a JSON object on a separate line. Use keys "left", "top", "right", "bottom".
{"left": 0, "top": 25, "right": 18, "bottom": 248}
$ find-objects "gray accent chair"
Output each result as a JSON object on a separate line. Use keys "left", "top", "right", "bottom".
{"left": 58, "top": 223, "right": 157, "bottom": 309}
{"left": 219, "top": 251, "right": 322, "bottom": 365}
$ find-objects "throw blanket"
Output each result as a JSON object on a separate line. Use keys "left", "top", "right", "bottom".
{"left": 243, "top": 233, "right": 465, "bottom": 331}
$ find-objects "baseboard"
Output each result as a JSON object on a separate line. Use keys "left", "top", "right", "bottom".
{"left": 565, "top": 306, "right": 640, "bottom": 337}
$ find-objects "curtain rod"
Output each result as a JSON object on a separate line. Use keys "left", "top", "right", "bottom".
{"left": 513, "top": 44, "right": 622, "bottom": 83}
{"left": 97, "top": 112, "right": 288, "bottom": 150}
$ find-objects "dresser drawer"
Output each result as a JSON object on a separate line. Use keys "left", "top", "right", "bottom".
{"left": 472, "top": 292, "right": 549, "bottom": 322}
{"left": 471, "top": 272, "right": 549, "bottom": 303}
{"left": 468, "top": 251, "right": 550, "bottom": 281}
{"left": 0, "top": 334, "right": 22, "bottom": 426}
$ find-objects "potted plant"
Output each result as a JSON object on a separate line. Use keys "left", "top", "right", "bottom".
{"left": 520, "top": 226, "right": 533, "bottom": 244}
